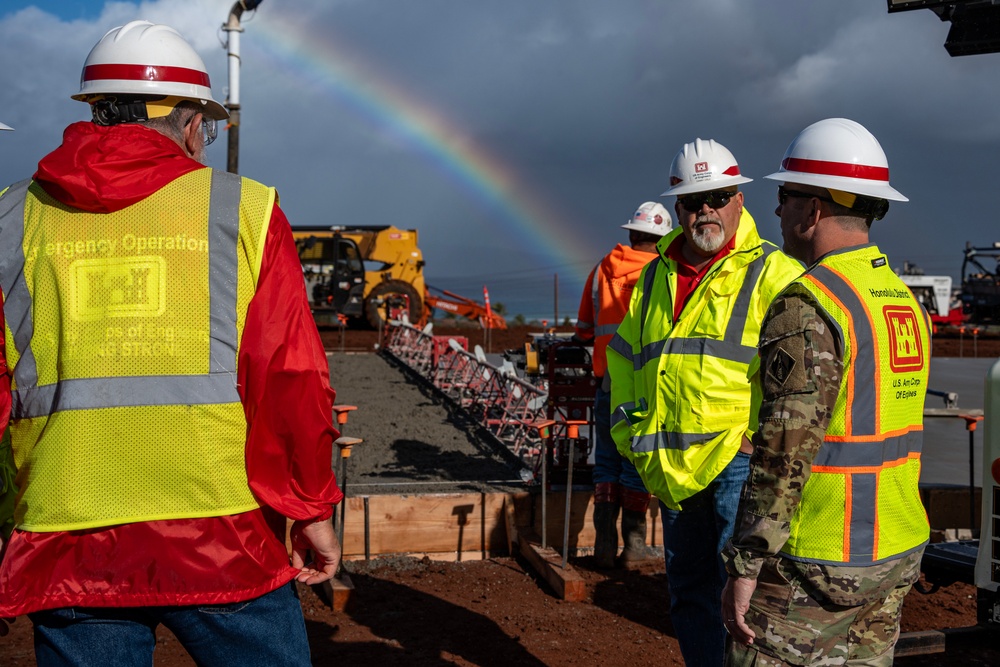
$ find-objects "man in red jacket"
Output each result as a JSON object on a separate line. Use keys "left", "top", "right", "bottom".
{"left": 575, "top": 201, "right": 670, "bottom": 568}
{"left": 0, "top": 21, "right": 341, "bottom": 665}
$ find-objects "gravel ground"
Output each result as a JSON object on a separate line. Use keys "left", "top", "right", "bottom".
{"left": 328, "top": 352, "right": 528, "bottom": 497}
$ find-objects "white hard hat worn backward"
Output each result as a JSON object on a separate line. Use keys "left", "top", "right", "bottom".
{"left": 72, "top": 20, "right": 228, "bottom": 121}
{"left": 764, "top": 118, "right": 907, "bottom": 202}
{"left": 661, "top": 138, "right": 753, "bottom": 196}
{"left": 622, "top": 201, "right": 672, "bottom": 236}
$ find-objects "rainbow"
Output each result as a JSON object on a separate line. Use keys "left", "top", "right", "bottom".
{"left": 250, "top": 13, "right": 596, "bottom": 285}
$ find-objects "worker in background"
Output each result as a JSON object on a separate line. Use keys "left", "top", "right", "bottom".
{"left": 608, "top": 139, "right": 802, "bottom": 666}
{"left": 0, "top": 22, "right": 342, "bottom": 664}
{"left": 722, "top": 118, "right": 928, "bottom": 666}
{"left": 575, "top": 201, "right": 671, "bottom": 569}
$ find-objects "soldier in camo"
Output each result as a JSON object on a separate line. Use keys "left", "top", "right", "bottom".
{"left": 721, "top": 290, "right": 922, "bottom": 666}
{"left": 720, "top": 119, "right": 927, "bottom": 667}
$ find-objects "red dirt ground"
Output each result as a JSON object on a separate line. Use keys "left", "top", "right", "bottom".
{"left": 3, "top": 324, "right": 998, "bottom": 665}
{"left": 2, "top": 556, "right": 993, "bottom": 666}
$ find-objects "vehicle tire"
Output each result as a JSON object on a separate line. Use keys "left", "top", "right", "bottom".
{"left": 364, "top": 280, "right": 423, "bottom": 329}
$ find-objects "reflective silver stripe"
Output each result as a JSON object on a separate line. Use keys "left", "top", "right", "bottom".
{"left": 0, "top": 180, "right": 39, "bottom": 390}
{"left": 637, "top": 337, "right": 756, "bottom": 370}
{"left": 631, "top": 429, "right": 724, "bottom": 453}
{"left": 611, "top": 400, "right": 638, "bottom": 427}
{"left": 595, "top": 323, "right": 618, "bottom": 337}
{"left": 637, "top": 257, "right": 661, "bottom": 345}
{"left": 724, "top": 246, "right": 769, "bottom": 343}
{"left": 813, "top": 430, "right": 922, "bottom": 467}
{"left": 576, "top": 321, "right": 594, "bottom": 330}
{"left": 608, "top": 332, "right": 633, "bottom": 360}
{"left": 0, "top": 172, "right": 245, "bottom": 418}
{"left": 630, "top": 251, "right": 765, "bottom": 371}
{"left": 807, "top": 265, "right": 877, "bottom": 435}
{"left": 591, "top": 261, "right": 600, "bottom": 324}
{"left": 13, "top": 374, "right": 239, "bottom": 419}
{"left": 848, "top": 472, "right": 877, "bottom": 561}
{"left": 208, "top": 171, "right": 242, "bottom": 372}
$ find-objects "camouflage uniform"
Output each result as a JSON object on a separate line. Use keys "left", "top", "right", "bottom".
{"left": 721, "top": 285, "right": 923, "bottom": 666}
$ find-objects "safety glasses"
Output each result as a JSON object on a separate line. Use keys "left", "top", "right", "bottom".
{"left": 777, "top": 186, "right": 834, "bottom": 206}
{"left": 186, "top": 114, "right": 218, "bottom": 146}
{"left": 678, "top": 190, "right": 737, "bottom": 213}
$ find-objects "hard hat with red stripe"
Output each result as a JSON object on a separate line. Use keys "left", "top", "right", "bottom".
{"left": 764, "top": 118, "right": 907, "bottom": 202}
{"left": 661, "top": 138, "right": 752, "bottom": 196}
{"left": 622, "top": 201, "right": 672, "bottom": 236}
{"left": 72, "top": 20, "right": 228, "bottom": 121}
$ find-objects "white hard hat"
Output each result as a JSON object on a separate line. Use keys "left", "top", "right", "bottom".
{"left": 764, "top": 118, "right": 906, "bottom": 202}
{"left": 661, "top": 138, "right": 752, "bottom": 196}
{"left": 622, "top": 201, "right": 672, "bottom": 236}
{"left": 72, "top": 20, "right": 228, "bottom": 121}
{"left": 0, "top": 121, "right": 11, "bottom": 131}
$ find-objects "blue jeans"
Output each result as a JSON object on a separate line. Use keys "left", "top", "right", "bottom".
{"left": 29, "top": 582, "right": 310, "bottom": 667}
{"left": 591, "top": 385, "right": 645, "bottom": 492}
{"left": 661, "top": 451, "right": 750, "bottom": 667}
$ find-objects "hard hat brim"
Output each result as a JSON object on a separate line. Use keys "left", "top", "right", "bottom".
{"left": 621, "top": 222, "right": 670, "bottom": 236}
{"left": 0, "top": 121, "right": 11, "bottom": 131}
{"left": 763, "top": 171, "right": 907, "bottom": 202}
{"left": 661, "top": 175, "right": 753, "bottom": 197}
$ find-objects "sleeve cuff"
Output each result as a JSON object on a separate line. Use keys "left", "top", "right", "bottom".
{"left": 721, "top": 542, "right": 765, "bottom": 579}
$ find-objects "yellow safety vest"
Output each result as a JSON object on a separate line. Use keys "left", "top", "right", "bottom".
{"left": 607, "top": 210, "right": 803, "bottom": 508}
{"left": 783, "top": 245, "right": 930, "bottom": 564}
{"left": 0, "top": 169, "right": 274, "bottom": 531}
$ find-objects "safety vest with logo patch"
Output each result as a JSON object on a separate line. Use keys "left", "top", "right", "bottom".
{"left": 0, "top": 169, "right": 273, "bottom": 531}
{"left": 607, "top": 210, "right": 803, "bottom": 509}
{"left": 782, "top": 244, "right": 930, "bottom": 565}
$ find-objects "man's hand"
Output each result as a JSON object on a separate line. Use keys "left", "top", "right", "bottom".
{"left": 290, "top": 517, "right": 342, "bottom": 585}
{"left": 722, "top": 575, "right": 757, "bottom": 646}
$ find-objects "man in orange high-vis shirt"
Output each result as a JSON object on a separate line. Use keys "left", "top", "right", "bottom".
{"left": 576, "top": 201, "right": 670, "bottom": 568}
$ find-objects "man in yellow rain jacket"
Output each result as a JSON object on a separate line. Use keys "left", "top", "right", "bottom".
{"left": 608, "top": 138, "right": 801, "bottom": 666}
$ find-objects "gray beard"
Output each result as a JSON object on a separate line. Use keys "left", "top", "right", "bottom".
{"left": 690, "top": 218, "right": 725, "bottom": 254}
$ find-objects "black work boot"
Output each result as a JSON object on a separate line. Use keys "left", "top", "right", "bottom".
{"left": 619, "top": 489, "right": 657, "bottom": 566}
{"left": 592, "top": 482, "right": 621, "bottom": 569}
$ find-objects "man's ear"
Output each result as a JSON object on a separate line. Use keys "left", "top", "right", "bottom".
{"left": 182, "top": 112, "right": 203, "bottom": 157}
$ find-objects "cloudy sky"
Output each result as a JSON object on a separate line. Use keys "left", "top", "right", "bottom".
{"left": 0, "top": 1, "right": 994, "bottom": 318}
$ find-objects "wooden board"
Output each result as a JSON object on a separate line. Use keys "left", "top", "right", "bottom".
{"left": 517, "top": 530, "right": 587, "bottom": 602}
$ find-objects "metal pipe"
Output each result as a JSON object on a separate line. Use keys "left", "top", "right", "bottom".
{"left": 222, "top": 1, "right": 264, "bottom": 174}
{"left": 363, "top": 496, "right": 371, "bottom": 561}
{"left": 562, "top": 438, "right": 574, "bottom": 569}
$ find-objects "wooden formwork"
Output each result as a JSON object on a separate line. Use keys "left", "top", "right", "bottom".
{"left": 317, "top": 490, "right": 663, "bottom": 603}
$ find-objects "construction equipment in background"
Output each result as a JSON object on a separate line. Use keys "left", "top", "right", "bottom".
{"left": 897, "top": 261, "right": 964, "bottom": 327}
{"left": 425, "top": 285, "right": 508, "bottom": 330}
{"left": 294, "top": 225, "right": 426, "bottom": 329}
{"left": 961, "top": 242, "right": 1000, "bottom": 326}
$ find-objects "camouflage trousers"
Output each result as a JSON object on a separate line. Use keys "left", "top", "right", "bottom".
{"left": 725, "top": 550, "right": 923, "bottom": 666}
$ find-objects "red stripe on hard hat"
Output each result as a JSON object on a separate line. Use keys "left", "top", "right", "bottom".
{"left": 782, "top": 157, "right": 889, "bottom": 182}
{"left": 722, "top": 166, "right": 741, "bottom": 176}
{"left": 83, "top": 64, "right": 210, "bottom": 87}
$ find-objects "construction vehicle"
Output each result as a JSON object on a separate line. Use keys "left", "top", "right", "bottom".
{"left": 898, "top": 261, "right": 964, "bottom": 327}
{"left": 424, "top": 286, "right": 507, "bottom": 330}
{"left": 294, "top": 225, "right": 506, "bottom": 330}
{"left": 961, "top": 242, "right": 1000, "bottom": 326}
{"left": 294, "top": 225, "right": 426, "bottom": 328}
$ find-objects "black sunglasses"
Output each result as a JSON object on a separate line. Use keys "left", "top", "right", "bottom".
{"left": 677, "top": 190, "right": 737, "bottom": 213}
{"left": 777, "top": 186, "right": 835, "bottom": 206}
